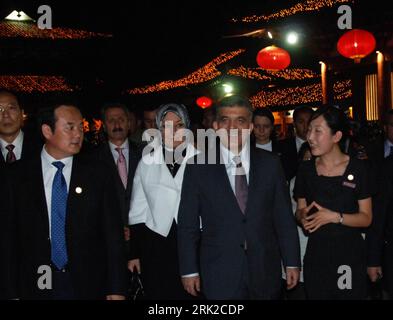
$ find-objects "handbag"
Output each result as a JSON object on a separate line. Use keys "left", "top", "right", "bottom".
{"left": 127, "top": 270, "right": 145, "bottom": 301}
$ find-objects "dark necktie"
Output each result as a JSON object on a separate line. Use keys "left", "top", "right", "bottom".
{"left": 51, "top": 161, "right": 68, "bottom": 270}
{"left": 233, "top": 156, "right": 248, "bottom": 214}
{"left": 5, "top": 144, "right": 17, "bottom": 163}
{"left": 115, "top": 147, "right": 128, "bottom": 188}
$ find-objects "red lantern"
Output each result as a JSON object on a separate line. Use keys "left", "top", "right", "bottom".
{"left": 196, "top": 96, "right": 213, "bottom": 109}
{"left": 337, "top": 29, "right": 376, "bottom": 63}
{"left": 256, "top": 45, "right": 291, "bottom": 71}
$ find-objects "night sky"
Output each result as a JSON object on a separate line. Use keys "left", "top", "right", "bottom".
{"left": 1, "top": 0, "right": 389, "bottom": 92}
{"left": 1, "top": 0, "right": 285, "bottom": 84}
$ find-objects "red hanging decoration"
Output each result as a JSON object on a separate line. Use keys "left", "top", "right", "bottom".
{"left": 337, "top": 29, "right": 376, "bottom": 63}
{"left": 196, "top": 96, "right": 213, "bottom": 109}
{"left": 256, "top": 45, "right": 291, "bottom": 71}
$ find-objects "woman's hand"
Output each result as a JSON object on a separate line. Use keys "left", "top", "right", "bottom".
{"left": 303, "top": 202, "right": 339, "bottom": 233}
{"left": 128, "top": 259, "right": 141, "bottom": 274}
{"left": 296, "top": 201, "right": 317, "bottom": 228}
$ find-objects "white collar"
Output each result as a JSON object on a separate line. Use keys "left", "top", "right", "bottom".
{"left": 41, "top": 145, "right": 73, "bottom": 167}
{"left": 0, "top": 129, "right": 24, "bottom": 149}
{"left": 220, "top": 142, "right": 250, "bottom": 171}
{"left": 256, "top": 140, "right": 272, "bottom": 148}
{"left": 295, "top": 136, "right": 306, "bottom": 152}
{"left": 109, "top": 139, "right": 129, "bottom": 152}
{"left": 296, "top": 136, "right": 306, "bottom": 145}
{"left": 385, "top": 139, "right": 393, "bottom": 148}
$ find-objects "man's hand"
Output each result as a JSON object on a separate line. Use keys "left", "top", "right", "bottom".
{"left": 106, "top": 295, "right": 126, "bottom": 300}
{"left": 286, "top": 268, "right": 300, "bottom": 290}
{"left": 181, "top": 276, "right": 200, "bottom": 296}
{"left": 367, "top": 266, "right": 382, "bottom": 282}
{"left": 128, "top": 259, "right": 141, "bottom": 273}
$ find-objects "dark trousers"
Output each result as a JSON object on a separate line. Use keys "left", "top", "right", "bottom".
{"left": 52, "top": 270, "right": 75, "bottom": 300}
{"left": 140, "top": 222, "right": 194, "bottom": 300}
{"left": 383, "top": 241, "right": 393, "bottom": 299}
{"left": 282, "top": 281, "right": 307, "bottom": 300}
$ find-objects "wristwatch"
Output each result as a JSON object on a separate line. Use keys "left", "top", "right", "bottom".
{"left": 338, "top": 212, "right": 344, "bottom": 225}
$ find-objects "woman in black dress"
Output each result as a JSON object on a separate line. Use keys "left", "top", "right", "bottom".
{"left": 294, "top": 105, "right": 373, "bottom": 299}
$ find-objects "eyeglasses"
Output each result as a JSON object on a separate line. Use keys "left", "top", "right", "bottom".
{"left": 0, "top": 103, "right": 20, "bottom": 114}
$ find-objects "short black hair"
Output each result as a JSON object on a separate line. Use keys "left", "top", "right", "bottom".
{"left": 310, "top": 104, "right": 349, "bottom": 149}
{"left": 253, "top": 108, "right": 275, "bottom": 125}
{"left": 216, "top": 95, "right": 253, "bottom": 120}
{"left": 37, "top": 100, "right": 80, "bottom": 134}
{"left": 293, "top": 106, "right": 314, "bottom": 122}
{"left": 100, "top": 102, "right": 130, "bottom": 122}
{"left": 0, "top": 88, "right": 21, "bottom": 107}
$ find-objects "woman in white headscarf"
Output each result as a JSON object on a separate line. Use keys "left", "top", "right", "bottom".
{"left": 127, "top": 103, "right": 199, "bottom": 299}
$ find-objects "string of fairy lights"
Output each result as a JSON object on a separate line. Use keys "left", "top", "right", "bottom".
{"left": 227, "top": 66, "right": 272, "bottom": 80}
{"left": 231, "top": 0, "right": 354, "bottom": 23}
{"left": 126, "top": 49, "right": 245, "bottom": 94}
{"left": 128, "top": 54, "right": 321, "bottom": 95}
{"left": 0, "top": 21, "right": 111, "bottom": 39}
{"left": 250, "top": 80, "right": 352, "bottom": 107}
{"left": 0, "top": 75, "right": 75, "bottom": 93}
{"left": 228, "top": 66, "right": 319, "bottom": 81}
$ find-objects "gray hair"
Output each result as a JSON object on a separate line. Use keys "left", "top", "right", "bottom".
{"left": 156, "top": 103, "right": 190, "bottom": 130}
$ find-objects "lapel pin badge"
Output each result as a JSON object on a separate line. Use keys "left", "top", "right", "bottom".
{"left": 75, "top": 187, "right": 83, "bottom": 194}
{"left": 347, "top": 174, "right": 354, "bottom": 181}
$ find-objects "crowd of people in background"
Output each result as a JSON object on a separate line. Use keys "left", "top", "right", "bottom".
{"left": 1, "top": 86, "right": 393, "bottom": 300}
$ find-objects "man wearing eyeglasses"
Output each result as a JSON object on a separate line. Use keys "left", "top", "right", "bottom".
{"left": 0, "top": 89, "right": 40, "bottom": 164}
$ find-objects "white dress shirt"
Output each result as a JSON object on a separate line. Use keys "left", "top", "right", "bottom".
{"left": 0, "top": 129, "right": 24, "bottom": 161}
{"left": 109, "top": 139, "right": 129, "bottom": 170}
{"left": 256, "top": 140, "right": 272, "bottom": 152}
{"left": 384, "top": 139, "right": 393, "bottom": 158}
{"left": 220, "top": 142, "right": 250, "bottom": 193}
{"left": 41, "top": 146, "right": 73, "bottom": 238}
{"left": 295, "top": 136, "right": 306, "bottom": 153}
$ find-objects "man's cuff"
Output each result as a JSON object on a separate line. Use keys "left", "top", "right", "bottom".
{"left": 182, "top": 273, "right": 199, "bottom": 278}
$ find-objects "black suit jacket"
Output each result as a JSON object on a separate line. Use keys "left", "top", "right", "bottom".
{"left": 92, "top": 141, "right": 141, "bottom": 225}
{"left": 8, "top": 154, "right": 127, "bottom": 299}
{"left": 277, "top": 137, "right": 299, "bottom": 182}
{"left": 177, "top": 146, "right": 300, "bottom": 299}
{"left": 0, "top": 164, "right": 16, "bottom": 299}
{"left": 0, "top": 131, "right": 42, "bottom": 164}
{"left": 367, "top": 156, "right": 393, "bottom": 266}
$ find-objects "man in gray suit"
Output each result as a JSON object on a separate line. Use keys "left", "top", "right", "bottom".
{"left": 177, "top": 95, "right": 300, "bottom": 299}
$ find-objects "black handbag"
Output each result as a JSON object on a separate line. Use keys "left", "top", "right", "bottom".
{"left": 127, "top": 270, "right": 145, "bottom": 301}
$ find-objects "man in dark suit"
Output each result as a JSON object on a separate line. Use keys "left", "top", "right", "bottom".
{"left": 93, "top": 103, "right": 142, "bottom": 242}
{"left": 381, "top": 156, "right": 393, "bottom": 298}
{"left": 0, "top": 89, "right": 41, "bottom": 164}
{"left": 367, "top": 110, "right": 393, "bottom": 289}
{"left": 0, "top": 163, "right": 16, "bottom": 299}
{"left": 366, "top": 155, "right": 393, "bottom": 299}
{"left": 8, "top": 102, "right": 127, "bottom": 299}
{"left": 278, "top": 106, "right": 314, "bottom": 182}
{"left": 177, "top": 95, "right": 300, "bottom": 300}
